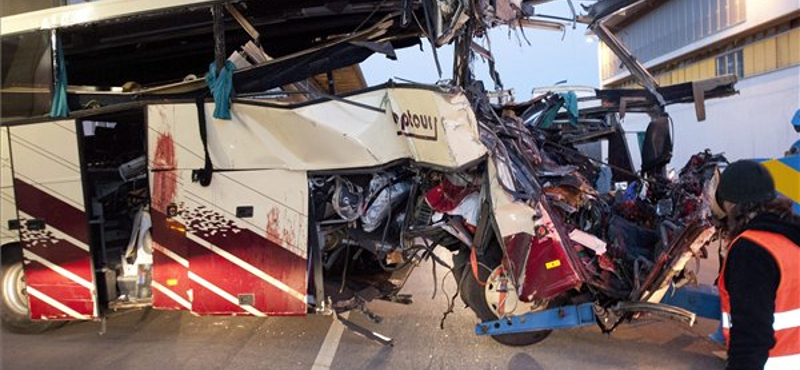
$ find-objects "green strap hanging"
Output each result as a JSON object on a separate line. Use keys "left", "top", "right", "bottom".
{"left": 206, "top": 61, "right": 235, "bottom": 120}
{"left": 560, "top": 91, "right": 579, "bottom": 127}
{"left": 538, "top": 91, "right": 579, "bottom": 129}
{"left": 49, "top": 35, "right": 69, "bottom": 118}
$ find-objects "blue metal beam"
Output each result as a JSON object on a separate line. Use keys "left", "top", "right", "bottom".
{"left": 474, "top": 285, "right": 721, "bottom": 337}
{"left": 660, "top": 284, "right": 720, "bottom": 321}
{"left": 475, "top": 302, "right": 596, "bottom": 336}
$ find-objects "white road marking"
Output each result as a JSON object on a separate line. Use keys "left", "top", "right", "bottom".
{"left": 188, "top": 272, "right": 266, "bottom": 317}
{"left": 187, "top": 233, "right": 306, "bottom": 303}
{"left": 26, "top": 286, "right": 91, "bottom": 320}
{"left": 22, "top": 249, "right": 94, "bottom": 291}
{"left": 152, "top": 281, "right": 192, "bottom": 310}
{"left": 311, "top": 312, "right": 350, "bottom": 370}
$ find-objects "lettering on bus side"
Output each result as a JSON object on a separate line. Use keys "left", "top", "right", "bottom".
{"left": 391, "top": 111, "right": 440, "bottom": 141}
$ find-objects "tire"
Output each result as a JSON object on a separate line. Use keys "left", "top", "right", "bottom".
{"left": 459, "top": 244, "right": 552, "bottom": 346}
{"left": 1, "top": 244, "right": 62, "bottom": 333}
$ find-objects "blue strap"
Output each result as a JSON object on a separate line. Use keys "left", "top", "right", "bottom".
{"left": 49, "top": 35, "right": 69, "bottom": 118}
{"left": 538, "top": 100, "right": 565, "bottom": 129}
{"left": 560, "top": 91, "right": 579, "bottom": 126}
{"left": 537, "top": 92, "right": 579, "bottom": 129}
{"left": 206, "top": 60, "right": 236, "bottom": 120}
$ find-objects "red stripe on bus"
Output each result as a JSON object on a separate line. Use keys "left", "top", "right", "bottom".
{"left": 13, "top": 178, "right": 88, "bottom": 244}
{"left": 24, "top": 260, "right": 94, "bottom": 319}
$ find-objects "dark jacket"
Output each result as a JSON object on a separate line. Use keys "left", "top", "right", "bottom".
{"left": 724, "top": 213, "right": 800, "bottom": 370}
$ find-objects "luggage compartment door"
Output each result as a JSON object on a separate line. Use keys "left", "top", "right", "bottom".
{"left": 9, "top": 120, "right": 97, "bottom": 320}
{"left": 148, "top": 103, "right": 308, "bottom": 316}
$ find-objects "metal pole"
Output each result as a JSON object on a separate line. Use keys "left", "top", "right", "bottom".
{"left": 212, "top": 4, "right": 226, "bottom": 74}
{"left": 50, "top": 29, "right": 58, "bottom": 96}
{"left": 591, "top": 22, "right": 666, "bottom": 110}
{"left": 452, "top": 24, "right": 473, "bottom": 88}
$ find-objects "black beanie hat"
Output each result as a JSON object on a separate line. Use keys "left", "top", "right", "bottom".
{"left": 716, "top": 160, "right": 776, "bottom": 205}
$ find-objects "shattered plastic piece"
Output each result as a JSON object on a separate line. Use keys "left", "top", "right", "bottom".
{"left": 493, "top": 157, "right": 517, "bottom": 192}
{"left": 544, "top": 185, "right": 583, "bottom": 209}
{"left": 598, "top": 254, "right": 615, "bottom": 272}
{"left": 607, "top": 216, "right": 659, "bottom": 262}
{"left": 494, "top": 0, "right": 518, "bottom": 22}
{"left": 538, "top": 164, "right": 578, "bottom": 177}
{"left": 656, "top": 198, "right": 674, "bottom": 217}
{"left": 425, "top": 178, "right": 473, "bottom": 213}
{"left": 623, "top": 182, "right": 638, "bottom": 200}
{"left": 638, "top": 181, "right": 649, "bottom": 200}
{"left": 361, "top": 174, "right": 411, "bottom": 233}
{"left": 448, "top": 193, "right": 480, "bottom": 227}
{"left": 227, "top": 51, "right": 252, "bottom": 70}
{"left": 569, "top": 229, "right": 607, "bottom": 255}
{"left": 596, "top": 165, "right": 612, "bottom": 194}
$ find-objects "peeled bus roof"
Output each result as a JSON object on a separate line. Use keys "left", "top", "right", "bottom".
{"left": 1, "top": 0, "right": 224, "bottom": 36}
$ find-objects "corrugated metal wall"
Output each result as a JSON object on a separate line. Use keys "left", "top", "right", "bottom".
{"left": 601, "top": 0, "right": 747, "bottom": 80}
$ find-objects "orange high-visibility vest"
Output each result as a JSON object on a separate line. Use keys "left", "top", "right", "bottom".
{"left": 719, "top": 230, "right": 800, "bottom": 370}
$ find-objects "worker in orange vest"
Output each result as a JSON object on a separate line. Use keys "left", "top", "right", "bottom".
{"left": 712, "top": 160, "right": 800, "bottom": 370}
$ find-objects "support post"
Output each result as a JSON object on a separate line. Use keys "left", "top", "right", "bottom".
{"left": 212, "top": 4, "right": 226, "bottom": 74}
{"left": 452, "top": 27, "right": 472, "bottom": 88}
{"left": 591, "top": 22, "right": 666, "bottom": 110}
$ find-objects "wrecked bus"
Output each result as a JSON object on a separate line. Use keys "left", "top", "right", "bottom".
{"left": 1, "top": 0, "right": 737, "bottom": 345}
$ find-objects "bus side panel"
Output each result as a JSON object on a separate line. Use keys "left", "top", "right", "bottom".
{"left": 178, "top": 170, "right": 308, "bottom": 316}
{"left": 1, "top": 127, "right": 19, "bottom": 246}
{"left": 150, "top": 208, "right": 191, "bottom": 311}
{"left": 148, "top": 106, "right": 192, "bottom": 311}
{"left": 9, "top": 121, "right": 97, "bottom": 320}
{"left": 148, "top": 104, "right": 308, "bottom": 316}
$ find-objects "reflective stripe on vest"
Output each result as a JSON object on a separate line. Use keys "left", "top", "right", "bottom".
{"left": 724, "top": 308, "right": 800, "bottom": 331}
{"left": 774, "top": 308, "right": 800, "bottom": 331}
{"left": 722, "top": 312, "right": 731, "bottom": 329}
{"left": 719, "top": 230, "right": 800, "bottom": 370}
{"left": 764, "top": 353, "right": 800, "bottom": 370}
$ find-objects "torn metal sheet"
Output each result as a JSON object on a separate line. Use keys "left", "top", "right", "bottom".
{"left": 590, "top": 22, "right": 665, "bottom": 109}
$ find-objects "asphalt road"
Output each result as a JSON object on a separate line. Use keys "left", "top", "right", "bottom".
{"left": 1, "top": 256, "right": 725, "bottom": 370}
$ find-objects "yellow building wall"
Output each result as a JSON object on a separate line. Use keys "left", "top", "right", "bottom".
{"left": 764, "top": 37, "right": 778, "bottom": 72}
{"left": 776, "top": 33, "right": 791, "bottom": 68}
{"left": 671, "top": 67, "right": 686, "bottom": 84}
{"left": 742, "top": 29, "right": 799, "bottom": 78}
{"left": 753, "top": 41, "right": 766, "bottom": 75}
{"left": 790, "top": 28, "right": 800, "bottom": 66}
{"left": 701, "top": 59, "right": 715, "bottom": 78}
{"left": 607, "top": 25, "right": 800, "bottom": 89}
{"left": 743, "top": 44, "right": 756, "bottom": 76}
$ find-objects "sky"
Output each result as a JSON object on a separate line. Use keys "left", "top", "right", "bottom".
{"left": 360, "top": 2, "right": 600, "bottom": 101}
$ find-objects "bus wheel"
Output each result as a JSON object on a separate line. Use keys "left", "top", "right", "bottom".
{"left": 1, "top": 245, "right": 62, "bottom": 333}
{"left": 460, "top": 244, "right": 552, "bottom": 346}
